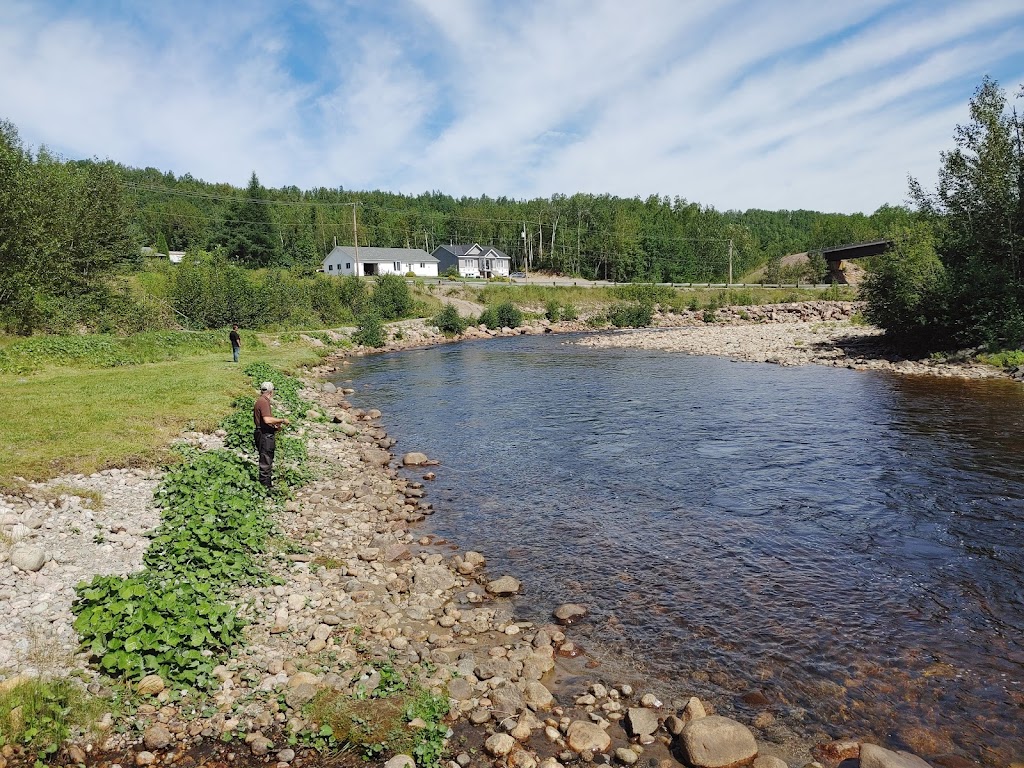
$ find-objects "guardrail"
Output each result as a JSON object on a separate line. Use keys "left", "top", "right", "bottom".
{"left": 406, "top": 278, "right": 839, "bottom": 290}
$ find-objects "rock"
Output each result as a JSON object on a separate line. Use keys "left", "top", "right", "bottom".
{"left": 626, "top": 707, "right": 659, "bottom": 738}
{"left": 753, "top": 757, "right": 789, "bottom": 768}
{"left": 323, "top": 382, "right": 337, "bottom": 393}
{"left": 276, "top": 749, "right": 296, "bottom": 763}
{"left": 524, "top": 680, "right": 555, "bottom": 711}
{"left": 553, "top": 603, "right": 587, "bottom": 625}
{"left": 678, "top": 715, "right": 757, "bottom": 768}
{"left": 143, "top": 725, "right": 172, "bottom": 750}
{"left": 447, "top": 678, "right": 475, "bottom": 700}
{"left": 486, "top": 733, "right": 517, "bottom": 757}
{"left": 616, "top": 747, "right": 639, "bottom": 765}
{"left": 859, "top": 744, "right": 934, "bottom": 768}
{"left": 413, "top": 565, "right": 457, "bottom": 593}
{"left": 288, "top": 671, "right": 320, "bottom": 687}
{"left": 811, "top": 740, "right": 860, "bottom": 767}
{"left": 67, "top": 744, "right": 87, "bottom": 763}
{"left": 10, "top": 546, "right": 45, "bottom": 572}
{"left": 384, "top": 756, "right": 416, "bottom": 768}
{"left": 510, "top": 750, "right": 539, "bottom": 768}
{"left": 490, "top": 683, "right": 527, "bottom": 716}
{"left": 402, "top": 452, "right": 430, "bottom": 466}
{"left": 136, "top": 675, "right": 165, "bottom": 696}
{"left": 665, "top": 715, "right": 685, "bottom": 735}
{"left": 683, "top": 696, "right": 707, "bottom": 721}
{"left": 135, "top": 751, "right": 157, "bottom": 766}
{"left": 566, "top": 721, "right": 611, "bottom": 753}
{"left": 487, "top": 575, "right": 522, "bottom": 595}
{"left": 249, "top": 734, "right": 274, "bottom": 756}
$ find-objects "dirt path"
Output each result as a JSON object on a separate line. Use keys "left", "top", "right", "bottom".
{"left": 436, "top": 288, "right": 486, "bottom": 316}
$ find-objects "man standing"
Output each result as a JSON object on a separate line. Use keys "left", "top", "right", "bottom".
{"left": 253, "top": 382, "right": 289, "bottom": 491}
{"left": 229, "top": 324, "right": 242, "bottom": 363}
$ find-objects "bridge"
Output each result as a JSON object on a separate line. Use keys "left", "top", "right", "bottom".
{"left": 820, "top": 239, "right": 892, "bottom": 284}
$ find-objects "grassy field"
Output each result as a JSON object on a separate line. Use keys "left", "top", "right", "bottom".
{"left": 3, "top": 335, "right": 327, "bottom": 483}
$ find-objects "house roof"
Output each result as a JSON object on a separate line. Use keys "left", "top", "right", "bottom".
{"left": 432, "top": 244, "right": 511, "bottom": 260}
{"left": 325, "top": 246, "right": 437, "bottom": 263}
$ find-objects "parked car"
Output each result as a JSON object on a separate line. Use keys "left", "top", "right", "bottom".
{"left": 510, "top": 272, "right": 526, "bottom": 278}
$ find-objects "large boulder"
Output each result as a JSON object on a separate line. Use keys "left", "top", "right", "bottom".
{"left": 859, "top": 744, "right": 933, "bottom": 768}
{"left": 402, "top": 452, "right": 430, "bottom": 466}
{"left": 487, "top": 576, "right": 522, "bottom": 595}
{"left": 625, "top": 707, "right": 660, "bottom": 738}
{"left": 10, "top": 546, "right": 45, "bottom": 572}
{"left": 412, "top": 565, "right": 457, "bottom": 594}
{"left": 678, "top": 715, "right": 757, "bottom": 768}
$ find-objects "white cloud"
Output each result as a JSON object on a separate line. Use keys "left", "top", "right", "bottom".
{"left": 0, "top": 0, "right": 1021, "bottom": 211}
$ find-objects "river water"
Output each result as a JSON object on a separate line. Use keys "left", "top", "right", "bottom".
{"left": 340, "top": 334, "right": 1024, "bottom": 765}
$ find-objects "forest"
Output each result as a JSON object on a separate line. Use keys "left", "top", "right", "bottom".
{"left": 2, "top": 76, "right": 1020, "bottom": 349}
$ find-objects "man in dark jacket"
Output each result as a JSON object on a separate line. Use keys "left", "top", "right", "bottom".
{"left": 230, "top": 324, "right": 242, "bottom": 363}
{"left": 253, "top": 382, "right": 289, "bottom": 491}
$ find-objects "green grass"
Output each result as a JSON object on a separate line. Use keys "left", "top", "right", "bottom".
{"left": 0, "top": 677, "right": 113, "bottom": 763}
{"left": 2, "top": 337, "right": 323, "bottom": 481}
{"left": 978, "top": 349, "right": 1024, "bottom": 369}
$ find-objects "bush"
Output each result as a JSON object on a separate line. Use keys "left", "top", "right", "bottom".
{"left": 545, "top": 299, "right": 561, "bottom": 322}
{"left": 561, "top": 303, "right": 578, "bottom": 321}
{"left": 495, "top": 301, "right": 523, "bottom": 328}
{"left": 607, "top": 302, "right": 653, "bottom": 328}
{"left": 432, "top": 304, "right": 468, "bottom": 335}
{"left": 353, "top": 311, "right": 387, "bottom": 347}
{"left": 369, "top": 274, "right": 413, "bottom": 320}
{"left": 478, "top": 307, "right": 498, "bottom": 329}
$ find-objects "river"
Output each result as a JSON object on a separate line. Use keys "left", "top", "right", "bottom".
{"left": 339, "top": 333, "right": 1024, "bottom": 766}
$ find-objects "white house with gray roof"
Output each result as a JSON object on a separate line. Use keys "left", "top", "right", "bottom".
{"left": 431, "top": 244, "right": 511, "bottom": 278}
{"left": 322, "top": 246, "right": 438, "bottom": 277}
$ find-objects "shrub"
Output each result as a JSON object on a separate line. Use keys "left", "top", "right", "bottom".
{"left": 0, "top": 677, "right": 109, "bottom": 764}
{"left": 561, "top": 303, "right": 578, "bottom": 321}
{"left": 607, "top": 303, "right": 653, "bottom": 328}
{"left": 702, "top": 309, "right": 717, "bottom": 323}
{"left": 478, "top": 307, "right": 498, "bottom": 329}
{"left": 369, "top": 274, "right": 413, "bottom": 320}
{"left": 495, "top": 301, "right": 523, "bottom": 328}
{"left": 353, "top": 311, "right": 387, "bottom": 347}
{"left": 545, "top": 300, "right": 561, "bottom": 322}
{"left": 432, "top": 304, "right": 468, "bottom": 335}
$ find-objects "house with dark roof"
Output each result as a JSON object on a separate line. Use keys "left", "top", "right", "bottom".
{"left": 431, "top": 244, "right": 511, "bottom": 278}
{"left": 322, "top": 246, "right": 438, "bottom": 277}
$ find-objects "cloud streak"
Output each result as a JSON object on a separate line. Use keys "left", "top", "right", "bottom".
{"left": 0, "top": 0, "right": 1021, "bottom": 212}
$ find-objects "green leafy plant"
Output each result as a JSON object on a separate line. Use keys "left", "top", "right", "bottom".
{"left": 0, "top": 677, "right": 111, "bottom": 763}
{"left": 432, "top": 305, "right": 468, "bottom": 335}
{"left": 353, "top": 311, "right": 387, "bottom": 348}
{"left": 607, "top": 302, "right": 653, "bottom": 328}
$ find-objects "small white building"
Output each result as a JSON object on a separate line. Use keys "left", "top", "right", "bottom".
{"left": 322, "top": 246, "right": 438, "bottom": 277}
{"left": 431, "top": 244, "right": 511, "bottom": 278}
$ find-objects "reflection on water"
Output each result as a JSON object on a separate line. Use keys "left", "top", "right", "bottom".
{"left": 340, "top": 335, "right": 1024, "bottom": 765}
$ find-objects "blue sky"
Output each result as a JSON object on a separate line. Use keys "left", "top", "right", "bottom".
{"left": 1, "top": 0, "right": 1022, "bottom": 213}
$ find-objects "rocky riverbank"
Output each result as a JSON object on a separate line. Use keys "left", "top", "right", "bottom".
{"left": 0, "top": 348, "right": 960, "bottom": 768}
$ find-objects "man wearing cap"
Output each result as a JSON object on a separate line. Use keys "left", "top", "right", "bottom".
{"left": 253, "top": 382, "right": 290, "bottom": 491}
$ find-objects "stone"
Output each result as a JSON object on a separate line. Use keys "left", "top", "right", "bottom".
{"left": 859, "top": 744, "right": 934, "bottom": 768}
{"left": 753, "top": 757, "right": 789, "bottom": 768}
{"left": 553, "top": 603, "right": 587, "bottom": 625}
{"left": 566, "top": 721, "right": 611, "bottom": 753}
{"left": 487, "top": 575, "right": 522, "bottom": 596}
{"left": 490, "top": 683, "right": 527, "bottom": 716}
{"left": 413, "top": 565, "right": 457, "bottom": 593}
{"left": 135, "top": 751, "right": 157, "bottom": 766}
{"left": 683, "top": 696, "right": 707, "bottom": 721}
{"left": 811, "top": 740, "right": 860, "bottom": 767}
{"left": 678, "top": 715, "right": 757, "bottom": 768}
{"left": 402, "top": 452, "right": 430, "bottom": 466}
{"left": 249, "top": 734, "right": 274, "bottom": 756}
{"left": 616, "top": 747, "right": 639, "bottom": 765}
{"left": 276, "top": 749, "right": 296, "bottom": 763}
{"left": 288, "top": 671, "right": 320, "bottom": 687}
{"left": 485, "top": 733, "right": 516, "bottom": 757}
{"left": 384, "top": 756, "right": 416, "bottom": 768}
{"left": 137, "top": 675, "right": 165, "bottom": 696}
{"left": 10, "top": 546, "right": 45, "bottom": 572}
{"left": 143, "top": 725, "right": 172, "bottom": 750}
{"left": 510, "top": 749, "right": 539, "bottom": 768}
{"left": 665, "top": 715, "right": 685, "bottom": 735}
{"left": 447, "top": 678, "right": 474, "bottom": 700}
{"left": 67, "top": 745, "right": 87, "bottom": 763}
{"left": 524, "top": 680, "right": 555, "bottom": 711}
{"left": 626, "top": 707, "right": 659, "bottom": 738}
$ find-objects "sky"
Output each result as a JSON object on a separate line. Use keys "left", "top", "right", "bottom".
{"left": 1, "top": 0, "right": 1022, "bottom": 214}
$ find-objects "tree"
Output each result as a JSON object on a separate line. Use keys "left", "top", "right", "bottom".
{"left": 220, "top": 172, "right": 281, "bottom": 266}
{"left": 156, "top": 232, "right": 170, "bottom": 255}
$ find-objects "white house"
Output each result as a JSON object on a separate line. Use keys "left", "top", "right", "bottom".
{"left": 431, "top": 244, "right": 511, "bottom": 278}
{"left": 322, "top": 246, "right": 438, "bottom": 278}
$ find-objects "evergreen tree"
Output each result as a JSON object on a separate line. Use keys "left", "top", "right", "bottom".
{"left": 220, "top": 172, "right": 281, "bottom": 266}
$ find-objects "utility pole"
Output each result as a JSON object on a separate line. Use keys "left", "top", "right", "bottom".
{"left": 728, "top": 238, "right": 734, "bottom": 285}
{"left": 538, "top": 222, "right": 543, "bottom": 265}
{"left": 351, "top": 203, "right": 359, "bottom": 277}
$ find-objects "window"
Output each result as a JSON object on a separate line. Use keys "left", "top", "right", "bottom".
{"left": 394, "top": 262, "right": 401, "bottom": 271}
{"left": 419, "top": 263, "right": 425, "bottom": 268}
{"left": 345, "top": 263, "right": 351, "bottom": 269}
{"left": 328, "top": 264, "right": 333, "bottom": 271}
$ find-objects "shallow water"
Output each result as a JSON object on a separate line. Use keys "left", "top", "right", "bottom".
{"left": 339, "top": 334, "right": 1024, "bottom": 764}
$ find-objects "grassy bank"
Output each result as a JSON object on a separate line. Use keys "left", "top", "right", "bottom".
{"left": 2, "top": 332, "right": 330, "bottom": 482}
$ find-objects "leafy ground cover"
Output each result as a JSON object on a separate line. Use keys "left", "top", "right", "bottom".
{"left": 71, "top": 365, "right": 312, "bottom": 689}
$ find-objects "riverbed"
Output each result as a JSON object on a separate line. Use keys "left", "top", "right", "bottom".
{"left": 342, "top": 332, "right": 1024, "bottom": 766}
